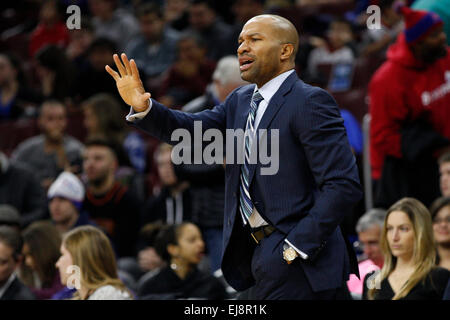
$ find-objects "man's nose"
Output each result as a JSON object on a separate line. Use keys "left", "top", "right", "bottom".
{"left": 237, "top": 41, "right": 249, "bottom": 55}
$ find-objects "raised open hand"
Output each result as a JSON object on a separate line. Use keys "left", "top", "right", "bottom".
{"left": 105, "top": 53, "right": 151, "bottom": 112}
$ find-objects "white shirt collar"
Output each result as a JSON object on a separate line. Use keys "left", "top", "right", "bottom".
{"left": 255, "top": 69, "right": 295, "bottom": 104}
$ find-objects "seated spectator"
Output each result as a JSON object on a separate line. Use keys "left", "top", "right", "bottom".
{"left": 82, "top": 138, "right": 141, "bottom": 258}
{"left": 306, "top": 18, "right": 355, "bottom": 81}
{"left": 182, "top": 55, "right": 248, "bottom": 112}
{"left": 138, "top": 222, "right": 228, "bottom": 300}
{"left": 66, "top": 16, "right": 95, "bottom": 68}
{"left": 229, "top": 0, "right": 266, "bottom": 54}
{"left": 430, "top": 197, "right": 450, "bottom": 270}
{"left": 164, "top": 0, "right": 190, "bottom": 31}
{"left": 439, "top": 152, "right": 450, "bottom": 197}
{"left": 28, "top": 0, "right": 70, "bottom": 57}
{"left": 11, "top": 100, "right": 84, "bottom": 191}
{"left": 187, "top": 0, "right": 235, "bottom": 61}
{"left": 34, "top": 45, "right": 77, "bottom": 104}
{"left": 0, "top": 226, "right": 35, "bottom": 300}
{"left": 363, "top": 197, "right": 450, "bottom": 300}
{"left": 0, "top": 53, "right": 42, "bottom": 121}
{"left": 142, "top": 143, "right": 191, "bottom": 226}
{"left": 89, "top": 0, "right": 140, "bottom": 52}
{"left": 56, "top": 225, "right": 132, "bottom": 300}
{"left": 48, "top": 171, "right": 96, "bottom": 236}
{"left": 347, "top": 208, "right": 386, "bottom": 299}
{"left": 157, "top": 32, "right": 216, "bottom": 108}
{"left": 0, "top": 205, "right": 21, "bottom": 232}
{"left": 125, "top": 3, "right": 180, "bottom": 86}
{"left": 76, "top": 38, "right": 123, "bottom": 102}
{"left": 82, "top": 93, "right": 147, "bottom": 175}
{"left": 117, "top": 222, "right": 167, "bottom": 285}
{"left": 0, "top": 151, "right": 46, "bottom": 227}
{"left": 20, "top": 221, "right": 64, "bottom": 300}
{"left": 359, "top": 0, "right": 403, "bottom": 57}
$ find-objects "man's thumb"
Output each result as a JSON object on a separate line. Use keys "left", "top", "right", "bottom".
{"left": 143, "top": 92, "right": 151, "bottom": 101}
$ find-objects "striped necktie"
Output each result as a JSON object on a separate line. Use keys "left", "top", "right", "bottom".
{"left": 239, "top": 90, "right": 264, "bottom": 221}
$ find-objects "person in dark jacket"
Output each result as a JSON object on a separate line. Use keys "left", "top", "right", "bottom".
{"left": 138, "top": 222, "right": 228, "bottom": 300}
{"left": 0, "top": 226, "right": 35, "bottom": 300}
{"left": 48, "top": 171, "right": 97, "bottom": 236}
{"left": 142, "top": 143, "right": 191, "bottom": 226}
{"left": 82, "top": 139, "right": 141, "bottom": 258}
{"left": 0, "top": 151, "right": 46, "bottom": 228}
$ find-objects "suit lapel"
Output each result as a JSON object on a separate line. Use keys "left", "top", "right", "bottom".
{"left": 236, "top": 87, "right": 254, "bottom": 131}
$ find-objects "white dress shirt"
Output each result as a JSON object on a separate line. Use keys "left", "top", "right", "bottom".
{"left": 127, "top": 69, "right": 307, "bottom": 259}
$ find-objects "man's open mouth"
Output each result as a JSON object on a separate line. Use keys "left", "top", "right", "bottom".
{"left": 239, "top": 57, "right": 254, "bottom": 71}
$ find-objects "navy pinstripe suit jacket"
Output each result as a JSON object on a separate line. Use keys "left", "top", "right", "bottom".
{"left": 130, "top": 71, "right": 362, "bottom": 292}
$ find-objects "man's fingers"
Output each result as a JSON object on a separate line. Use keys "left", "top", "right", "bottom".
{"left": 105, "top": 65, "right": 119, "bottom": 81}
{"left": 121, "top": 53, "right": 132, "bottom": 76}
{"left": 130, "top": 59, "right": 141, "bottom": 81}
{"left": 113, "top": 53, "right": 127, "bottom": 77}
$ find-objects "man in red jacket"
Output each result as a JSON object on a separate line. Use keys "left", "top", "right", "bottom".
{"left": 369, "top": 5, "right": 450, "bottom": 206}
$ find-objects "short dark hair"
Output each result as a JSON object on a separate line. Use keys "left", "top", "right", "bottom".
{"left": 178, "top": 31, "right": 207, "bottom": 48}
{"left": 438, "top": 151, "right": 450, "bottom": 165}
{"left": 0, "top": 226, "right": 24, "bottom": 261}
{"left": 139, "top": 222, "right": 165, "bottom": 247}
{"left": 379, "top": 0, "right": 395, "bottom": 11}
{"left": 87, "top": 37, "right": 117, "bottom": 55}
{"left": 136, "top": 2, "right": 163, "bottom": 19}
{"left": 429, "top": 196, "right": 450, "bottom": 220}
{"left": 84, "top": 137, "right": 120, "bottom": 160}
{"left": 190, "top": 0, "right": 216, "bottom": 11}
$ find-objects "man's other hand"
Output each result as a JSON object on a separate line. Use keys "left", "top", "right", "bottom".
{"left": 105, "top": 53, "right": 151, "bottom": 112}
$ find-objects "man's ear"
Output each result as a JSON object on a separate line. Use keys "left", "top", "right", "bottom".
{"left": 280, "top": 43, "right": 295, "bottom": 62}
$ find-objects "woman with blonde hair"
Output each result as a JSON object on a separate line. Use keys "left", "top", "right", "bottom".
{"left": 363, "top": 197, "right": 450, "bottom": 300}
{"left": 55, "top": 225, "right": 132, "bottom": 300}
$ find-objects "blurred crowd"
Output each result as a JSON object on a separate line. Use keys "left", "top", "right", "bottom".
{"left": 0, "top": 0, "right": 449, "bottom": 300}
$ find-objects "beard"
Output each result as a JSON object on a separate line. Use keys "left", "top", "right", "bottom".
{"left": 422, "top": 45, "right": 448, "bottom": 64}
{"left": 45, "top": 131, "right": 64, "bottom": 144}
{"left": 88, "top": 172, "right": 109, "bottom": 189}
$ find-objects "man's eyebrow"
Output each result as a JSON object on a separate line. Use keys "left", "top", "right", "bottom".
{"left": 238, "top": 32, "right": 264, "bottom": 41}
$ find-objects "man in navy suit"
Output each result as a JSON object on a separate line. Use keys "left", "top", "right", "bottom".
{"left": 106, "top": 14, "right": 362, "bottom": 299}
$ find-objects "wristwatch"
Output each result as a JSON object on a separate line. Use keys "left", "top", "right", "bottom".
{"left": 283, "top": 244, "right": 298, "bottom": 264}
